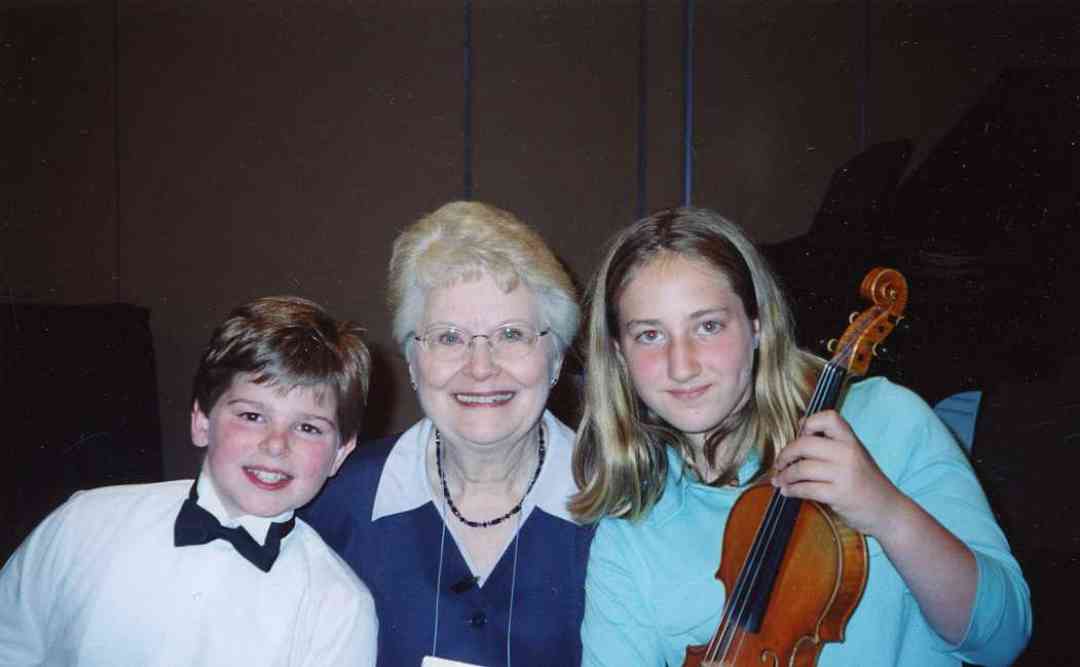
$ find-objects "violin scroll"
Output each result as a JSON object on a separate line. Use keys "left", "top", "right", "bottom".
{"left": 833, "top": 268, "right": 908, "bottom": 377}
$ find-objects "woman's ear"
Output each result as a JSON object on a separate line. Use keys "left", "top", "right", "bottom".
{"left": 402, "top": 344, "right": 417, "bottom": 390}
{"left": 550, "top": 358, "right": 564, "bottom": 387}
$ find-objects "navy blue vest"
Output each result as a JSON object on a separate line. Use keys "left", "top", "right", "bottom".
{"left": 302, "top": 435, "right": 593, "bottom": 667}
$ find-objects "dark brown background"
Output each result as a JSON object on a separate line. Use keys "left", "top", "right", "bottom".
{"left": 3, "top": 3, "right": 1077, "bottom": 663}
{"left": 7, "top": 0, "right": 1073, "bottom": 477}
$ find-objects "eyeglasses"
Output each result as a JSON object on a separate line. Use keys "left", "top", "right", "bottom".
{"left": 413, "top": 323, "right": 549, "bottom": 363}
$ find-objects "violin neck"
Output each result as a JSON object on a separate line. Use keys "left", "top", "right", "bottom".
{"left": 807, "top": 360, "right": 848, "bottom": 416}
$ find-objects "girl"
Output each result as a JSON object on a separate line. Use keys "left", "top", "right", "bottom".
{"left": 571, "top": 208, "right": 1030, "bottom": 666}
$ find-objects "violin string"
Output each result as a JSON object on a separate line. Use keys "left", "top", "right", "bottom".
{"left": 710, "top": 470, "right": 789, "bottom": 661}
{"left": 705, "top": 454, "right": 793, "bottom": 658}
{"left": 722, "top": 486, "right": 790, "bottom": 662}
{"left": 722, "top": 361, "right": 842, "bottom": 662}
{"left": 709, "top": 360, "right": 844, "bottom": 662}
{"left": 704, "top": 476, "right": 789, "bottom": 658}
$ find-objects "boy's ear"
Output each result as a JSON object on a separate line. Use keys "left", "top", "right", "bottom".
{"left": 191, "top": 401, "right": 211, "bottom": 449}
{"left": 329, "top": 436, "right": 357, "bottom": 476}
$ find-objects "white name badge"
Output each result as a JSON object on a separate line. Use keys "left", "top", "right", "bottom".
{"left": 422, "top": 658, "right": 485, "bottom": 667}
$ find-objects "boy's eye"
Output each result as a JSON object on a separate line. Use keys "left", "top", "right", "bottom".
{"left": 298, "top": 423, "right": 323, "bottom": 436}
{"left": 238, "top": 411, "right": 262, "bottom": 422}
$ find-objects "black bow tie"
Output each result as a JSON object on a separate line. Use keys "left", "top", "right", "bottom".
{"left": 174, "top": 481, "right": 295, "bottom": 572}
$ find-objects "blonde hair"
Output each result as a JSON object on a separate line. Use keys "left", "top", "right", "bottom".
{"left": 388, "top": 201, "right": 579, "bottom": 365}
{"left": 571, "top": 208, "right": 822, "bottom": 522}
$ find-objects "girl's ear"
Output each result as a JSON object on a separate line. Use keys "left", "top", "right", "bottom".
{"left": 191, "top": 401, "right": 210, "bottom": 448}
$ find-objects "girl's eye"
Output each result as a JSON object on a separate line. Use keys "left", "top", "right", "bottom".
{"left": 238, "top": 412, "right": 262, "bottom": 422}
{"left": 699, "top": 319, "right": 724, "bottom": 335}
{"left": 634, "top": 329, "right": 663, "bottom": 344}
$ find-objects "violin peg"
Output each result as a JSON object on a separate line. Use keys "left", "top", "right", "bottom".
{"left": 871, "top": 343, "right": 897, "bottom": 363}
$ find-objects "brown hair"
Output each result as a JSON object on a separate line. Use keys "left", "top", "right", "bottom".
{"left": 191, "top": 296, "right": 371, "bottom": 443}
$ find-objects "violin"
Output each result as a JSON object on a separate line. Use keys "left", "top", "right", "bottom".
{"left": 683, "top": 267, "right": 908, "bottom": 667}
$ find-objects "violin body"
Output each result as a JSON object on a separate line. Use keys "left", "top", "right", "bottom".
{"left": 683, "top": 485, "right": 867, "bottom": 666}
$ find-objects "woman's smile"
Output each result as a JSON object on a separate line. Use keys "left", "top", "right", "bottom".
{"left": 453, "top": 390, "right": 516, "bottom": 407}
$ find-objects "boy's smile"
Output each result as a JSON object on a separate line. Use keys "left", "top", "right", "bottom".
{"left": 191, "top": 375, "right": 356, "bottom": 518}
{"left": 245, "top": 466, "right": 292, "bottom": 487}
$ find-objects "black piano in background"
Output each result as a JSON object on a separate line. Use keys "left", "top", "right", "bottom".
{"left": 764, "top": 67, "right": 1079, "bottom": 666}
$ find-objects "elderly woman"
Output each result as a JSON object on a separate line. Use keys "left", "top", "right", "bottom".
{"left": 303, "top": 201, "right": 590, "bottom": 667}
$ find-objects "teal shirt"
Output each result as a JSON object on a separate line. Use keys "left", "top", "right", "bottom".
{"left": 581, "top": 377, "right": 1031, "bottom": 667}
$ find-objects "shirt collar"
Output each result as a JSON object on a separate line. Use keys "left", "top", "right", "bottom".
{"left": 371, "top": 410, "right": 578, "bottom": 524}
{"left": 196, "top": 473, "right": 294, "bottom": 545}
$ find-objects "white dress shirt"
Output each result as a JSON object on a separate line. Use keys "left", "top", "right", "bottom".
{"left": 0, "top": 476, "right": 378, "bottom": 666}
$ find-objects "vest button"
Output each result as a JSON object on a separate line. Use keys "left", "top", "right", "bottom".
{"left": 469, "top": 611, "right": 487, "bottom": 627}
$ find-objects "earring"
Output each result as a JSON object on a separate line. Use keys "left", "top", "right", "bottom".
{"left": 752, "top": 335, "right": 760, "bottom": 350}
{"left": 550, "top": 374, "right": 559, "bottom": 387}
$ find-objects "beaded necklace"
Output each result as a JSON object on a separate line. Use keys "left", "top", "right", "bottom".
{"left": 434, "top": 427, "right": 546, "bottom": 528}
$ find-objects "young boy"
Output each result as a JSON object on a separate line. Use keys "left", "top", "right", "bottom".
{"left": 0, "top": 296, "right": 378, "bottom": 666}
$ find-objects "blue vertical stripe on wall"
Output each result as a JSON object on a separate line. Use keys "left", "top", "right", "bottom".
{"left": 636, "top": 1, "right": 649, "bottom": 218}
{"left": 681, "top": 0, "right": 695, "bottom": 206}
{"left": 463, "top": 0, "right": 474, "bottom": 200}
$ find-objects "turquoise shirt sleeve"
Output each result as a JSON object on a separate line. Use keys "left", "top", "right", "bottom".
{"left": 841, "top": 379, "right": 1032, "bottom": 666}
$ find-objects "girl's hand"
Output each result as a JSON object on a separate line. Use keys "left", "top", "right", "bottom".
{"left": 771, "top": 410, "right": 904, "bottom": 539}
{"left": 773, "top": 411, "right": 982, "bottom": 644}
